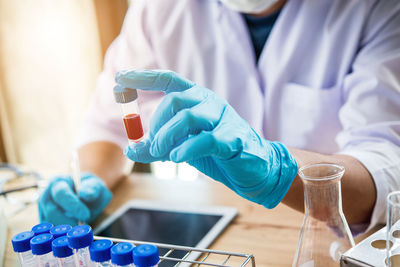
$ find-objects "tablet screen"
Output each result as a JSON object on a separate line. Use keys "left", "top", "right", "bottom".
{"left": 97, "top": 208, "right": 223, "bottom": 266}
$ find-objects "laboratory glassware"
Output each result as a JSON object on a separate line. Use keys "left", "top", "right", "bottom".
{"left": 67, "top": 225, "right": 94, "bottom": 266}
{"left": 113, "top": 86, "right": 144, "bottom": 143}
{"left": 386, "top": 191, "right": 400, "bottom": 266}
{"left": 89, "top": 239, "right": 113, "bottom": 266}
{"left": 293, "top": 163, "right": 354, "bottom": 267}
{"left": 52, "top": 236, "right": 75, "bottom": 267}
{"left": 50, "top": 224, "right": 72, "bottom": 239}
{"left": 0, "top": 163, "right": 44, "bottom": 218}
{"left": 133, "top": 244, "right": 159, "bottom": 267}
{"left": 32, "top": 222, "right": 54, "bottom": 236}
{"left": 11, "top": 231, "right": 36, "bottom": 267}
{"left": 30, "top": 233, "right": 58, "bottom": 267}
{"left": 111, "top": 242, "right": 135, "bottom": 267}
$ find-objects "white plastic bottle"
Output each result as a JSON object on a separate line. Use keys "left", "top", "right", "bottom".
{"left": 11, "top": 231, "right": 36, "bottom": 267}
{"left": 52, "top": 236, "right": 76, "bottom": 267}
{"left": 67, "top": 225, "right": 94, "bottom": 266}
{"left": 30, "top": 233, "right": 58, "bottom": 267}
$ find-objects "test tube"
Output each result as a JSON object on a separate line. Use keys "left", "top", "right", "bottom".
{"left": 67, "top": 225, "right": 94, "bottom": 267}
{"left": 89, "top": 239, "right": 113, "bottom": 266}
{"left": 32, "top": 222, "right": 54, "bottom": 236}
{"left": 11, "top": 231, "right": 36, "bottom": 267}
{"left": 133, "top": 244, "right": 160, "bottom": 267}
{"left": 113, "top": 86, "right": 144, "bottom": 144}
{"left": 52, "top": 236, "right": 75, "bottom": 267}
{"left": 111, "top": 242, "right": 135, "bottom": 267}
{"left": 30, "top": 233, "right": 58, "bottom": 267}
{"left": 50, "top": 224, "right": 72, "bottom": 239}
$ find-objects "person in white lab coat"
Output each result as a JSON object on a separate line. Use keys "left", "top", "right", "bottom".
{"left": 39, "top": 0, "right": 400, "bottom": 233}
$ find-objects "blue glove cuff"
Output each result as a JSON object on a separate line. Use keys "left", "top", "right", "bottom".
{"left": 232, "top": 142, "right": 298, "bottom": 209}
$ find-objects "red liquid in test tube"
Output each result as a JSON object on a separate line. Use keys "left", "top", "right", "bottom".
{"left": 123, "top": 113, "right": 144, "bottom": 142}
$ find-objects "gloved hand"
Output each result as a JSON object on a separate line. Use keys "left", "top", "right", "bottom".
{"left": 38, "top": 173, "right": 112, "bottom": 225}
{"left": 117, "top": 70, "right": 298, "bottom": 208}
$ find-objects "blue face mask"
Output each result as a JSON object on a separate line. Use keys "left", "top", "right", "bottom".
{"left": 219, "top": 0, "right": 278, "bottom": 13}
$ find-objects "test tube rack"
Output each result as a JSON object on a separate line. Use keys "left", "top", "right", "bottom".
{"left": 340, "top": 226, "right": 387, "bottom": 267}
{"left": 94, "top": 236, "right": 256, "bottom": 267}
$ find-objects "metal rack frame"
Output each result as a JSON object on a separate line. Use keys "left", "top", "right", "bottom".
{"left": 94, "top": 236, "right": 256, "bottom": 267}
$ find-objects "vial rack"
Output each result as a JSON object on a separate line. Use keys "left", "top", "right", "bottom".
{"left": 340, "top": 226, "right": 386, "bottom": 267}
{"left": 94, "top": 236, "right": 256, "bottom": 267}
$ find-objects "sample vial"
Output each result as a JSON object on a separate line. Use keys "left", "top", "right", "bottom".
{"left": 89, "top": 239, "right": 113, "bottom": 266}
{"left": 50, "top": 224, "right": 72, "bottom": 239}
{"left": 133, "top": 244, "right": 160, "bottom": 267}
{"left": 30, "top": 233, "right": 58, "bottom": 267}
{"left": 52, "top": 236, "right": 75, "bottom": 267}
{"left": 11, "top": 231, "right": 36, "bottom": 267}
{"left": 111, "top": 242, "right": 135, "bottom": 267}
{"left": 113, "top": 86, "right": 144, "bottom": 143}
{"left": 67, "top": 225, "right": 94, "bottom": 267}
{"left": 32, "top": 222, "right": 54, "bottom": 236}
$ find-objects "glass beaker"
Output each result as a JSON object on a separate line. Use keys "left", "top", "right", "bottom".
{"left": 386, "top": 191, "right": 400, "bottom": 266}
{"left": 293, "top": 163, "right": 355, "bottom": 267}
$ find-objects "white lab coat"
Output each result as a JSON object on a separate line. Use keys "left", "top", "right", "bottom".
{"left": 79, "top": 0, "right": 400, "bottom": 231}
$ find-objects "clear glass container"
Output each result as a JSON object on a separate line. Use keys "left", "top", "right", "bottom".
{"left": 17, "top": 250, "right": 36, "bottom": 267}
{"left": 114, "top": 86, "right": 144, "bottom": 144}
{"left": 37, "top": 251, "right": 58, "bottom": 267}
{"left": 56, "top": 255, "right": 76, "bottom": 267}
{"left": 293, "top": 163, "right": 355, "bottom": 267}
{"left": 386, "top": 191, "right": 400, "bottom": 266}
{"left": 73, "top": 247, "right": 92, "bottom": 266}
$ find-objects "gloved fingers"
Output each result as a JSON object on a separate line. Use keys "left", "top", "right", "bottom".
{"left": 115, "top": 70, "right": 196, "bottom": 94}
{"left": 39, "top": 199, "right": 78, "bottom": 226}
{"left": 50, "top": 180, "right": 90, "bottom": 222}
{"left": 86, "top": 187, "right": 113, "bottom": 224}
{"left": 124, "top": 138, "right": 168, "bottom": 163}
{"left": 148, "top": 86, "right": 207, "bottom": 139}
{"left": 169, "top": 131, "right": 220, "bottom": 163}
{"left": 150, "top": 98, "right": 226, "bottom": 157}
{"left": 78, "top": 178, "right": 105, "bottom": 202}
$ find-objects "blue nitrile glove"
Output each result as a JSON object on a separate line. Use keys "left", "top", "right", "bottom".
{"left": 38, "top": 173, "right": 112, "bottom": 225}
{"left": 117, "top": 70, "right": 298, "bottom": 208}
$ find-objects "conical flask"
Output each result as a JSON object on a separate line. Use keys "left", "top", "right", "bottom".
{"left": 293, "top": 163, "right": 355, "bottom": 267}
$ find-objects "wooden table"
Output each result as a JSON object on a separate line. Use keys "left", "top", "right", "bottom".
{"left": 3, "top": 174, "right": 372, "bottom": 266}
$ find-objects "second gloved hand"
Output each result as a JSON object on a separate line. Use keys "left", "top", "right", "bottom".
{"left": 38, "top": 173, "right": 112, "bottom": 226}
{"left": 118, "top": 70, "right": 298, "bottom": 208}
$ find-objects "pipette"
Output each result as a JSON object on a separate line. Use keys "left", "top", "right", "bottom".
{"left": 71, "top": 151, "right": 82, "bottom": 225}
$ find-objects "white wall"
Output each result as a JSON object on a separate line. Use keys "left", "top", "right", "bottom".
{"left": 0, "top": 0, "right": 102, "bottom": 174}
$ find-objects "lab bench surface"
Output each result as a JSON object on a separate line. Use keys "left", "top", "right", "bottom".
{"left": 3, "top": 174, "right": 374, "bottom": 267}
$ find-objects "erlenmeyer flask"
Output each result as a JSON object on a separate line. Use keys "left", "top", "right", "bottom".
{"left": 293, "top": 163, "right": 355, "bottom": 267}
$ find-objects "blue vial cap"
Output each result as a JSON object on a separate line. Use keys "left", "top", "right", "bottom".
{"left": 111, "top": 242, "right": 134, "bottom": 266}
{"left": 67, "top": 225, "right": 93, "bottom": 249}
{"left": 133, "top": 244, "right": 160, "bottom": 267}
{"left": 11, "top": 231, "right": 35, "bottom": 252}
{"left": 32, "top": 222, "right": 54, "bottom": 236}
{"left": 50, "top": 224, "right": 72, "bottom": 239}
{"left": 52, "top": 236, "right": 73, "bottom": 258}
{"left": 30, "top": 233, "right": 54, "bottom": 255}
{"left": 89, "top": 239, "right": 113, "bottom": 262}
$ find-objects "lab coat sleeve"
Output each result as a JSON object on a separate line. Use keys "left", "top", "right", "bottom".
{"left": 336, "top": 1, "right": 400, "bottom": 232}
{"left": 76, "top": 0, "right": 163, "bottom": 149}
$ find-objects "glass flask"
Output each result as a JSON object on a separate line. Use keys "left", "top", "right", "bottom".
{"left": 386, "top": 191, "right": 400, "bottom": 266}
{"left": 293, "top": 163, "right": 355, "bottom": 267}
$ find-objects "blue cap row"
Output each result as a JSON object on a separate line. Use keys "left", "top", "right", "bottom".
{"left": 12, "top": 224, "right": 93, "bottom": 256}
{"left": 13, "top": 223, "right": 159, "bottom": 266}
{"left": 89, "top": 241, "right": 159, "bottom": 266}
